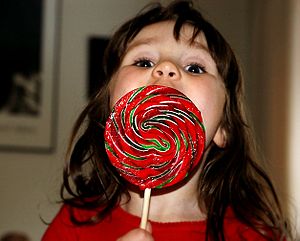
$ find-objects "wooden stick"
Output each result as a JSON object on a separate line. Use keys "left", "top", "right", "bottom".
{"left": 139, "top": 188, "right": 152, "bottom": 229}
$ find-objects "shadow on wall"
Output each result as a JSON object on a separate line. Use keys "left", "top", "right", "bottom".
{"left": 0, "top": 232, "right": 30, "bottom": 241}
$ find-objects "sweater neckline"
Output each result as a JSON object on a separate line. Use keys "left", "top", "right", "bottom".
{"left": 115, "top": 205, "right": 206, "bottom": 227}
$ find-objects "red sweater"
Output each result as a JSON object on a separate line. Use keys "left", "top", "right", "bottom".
{"left": 42, "top": 204, "right": 268, "bottom": 241}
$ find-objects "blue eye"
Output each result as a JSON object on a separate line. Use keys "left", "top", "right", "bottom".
{"left": 184, "top": 64, "right": 206, "bottom": 74}
{"left": 133, "top": 58, "right": 154, "bottom": 68}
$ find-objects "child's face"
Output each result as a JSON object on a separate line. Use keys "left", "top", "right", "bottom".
{"left": 109, "top": 21, "right": 226, "bottom": 148}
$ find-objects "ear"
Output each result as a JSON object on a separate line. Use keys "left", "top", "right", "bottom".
{"left": 213, "top": 126, "right": 227, "bottom": 148}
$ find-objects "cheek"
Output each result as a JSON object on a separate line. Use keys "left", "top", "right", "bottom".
{"left": 109, "top": 80, "right": 129, "bottom": 107}
{"left": 187, "top": 88, "right": 225, "bottom": 146}
{"left": 109, "top": 71, "right": 139, "bottom": 107}
{"left": 109, "top": 67, "right": 152, "bottom": 107}
{"left": 200, "top": 106, "right": 223, "bottom": 147}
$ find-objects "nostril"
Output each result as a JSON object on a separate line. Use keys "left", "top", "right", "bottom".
{"left": 157, "top": 70, "right": 163, "bottom": 76}
{"left": 169, "top": 72, "right": 175, "bottom": 77}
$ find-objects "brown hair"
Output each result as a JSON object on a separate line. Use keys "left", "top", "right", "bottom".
{"left": 61, "top": 1, "right": 291, "bottom": 240}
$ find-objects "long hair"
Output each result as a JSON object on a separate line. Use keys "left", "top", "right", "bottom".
{"left": 61, "top": 1, "right": 290, "bottom": 240}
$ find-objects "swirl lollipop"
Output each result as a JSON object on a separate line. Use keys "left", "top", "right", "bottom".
{"left": 104, "top": 85, "right": 205, "bottom": 227}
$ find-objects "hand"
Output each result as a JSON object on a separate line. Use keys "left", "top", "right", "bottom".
{"left": 117, "top": 222, "right": 154, "bottom": 241}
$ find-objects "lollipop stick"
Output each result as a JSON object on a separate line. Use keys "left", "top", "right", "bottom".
{"left": 140, "top": 188, "right": 152, "bottom": 229}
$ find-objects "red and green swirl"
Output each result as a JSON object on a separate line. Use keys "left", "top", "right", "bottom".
{"left": 104, "top": 85, "right": 205, "bottom": 190}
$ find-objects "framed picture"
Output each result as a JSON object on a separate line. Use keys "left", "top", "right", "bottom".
{"left": 0, "top": 0, "right": 61, "bottom": 152}
{"left": 87, "top": 36, "right": 110, "bottom": 98}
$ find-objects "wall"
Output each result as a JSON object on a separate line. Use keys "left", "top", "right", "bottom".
{"left": 288, "top": 0, "right": 300, "bottom": 235}
{"left": 4, "top": 0, "right": 297, "bottom": 240}
{"left": 0, "top": 1, "right": 150, "bottom": 240}
{"left": 249, "top": 0, "right": 291, "bottom": 200}
{"left": 249, "top": 0, "right": 300, "bottom": 237}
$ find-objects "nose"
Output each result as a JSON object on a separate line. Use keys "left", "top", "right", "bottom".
{"left": 152, "top": 61, "right": 181, "bottom": 81}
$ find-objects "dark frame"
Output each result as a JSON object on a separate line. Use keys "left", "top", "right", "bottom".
{"left": 87, "top": 36, "right": 110, "bottom": 99}
{"left": 0, "top": 0, "right": 61, "bottom": 153}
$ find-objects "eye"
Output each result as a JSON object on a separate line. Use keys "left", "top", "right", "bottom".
{"left": 133, "top": 58, "right": 155, "bottom": 68}
{"left": 184, "top": 63, "right": 206, "bottom": 74}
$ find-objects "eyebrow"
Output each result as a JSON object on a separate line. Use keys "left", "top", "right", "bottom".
{"left": 126, "top": 37, "right": 156, "bottom": 53}
{"left": 189, "top": 40, "right": 210, "bottom": 52}
{"left": 127, "top": 37, "right": 210, "bottom": 55}
{"left": 125, "top": 36, "right": 214, "bottom": 65}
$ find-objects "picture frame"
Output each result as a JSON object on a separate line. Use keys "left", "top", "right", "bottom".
{"left": 87, "top": 36, "right": 110, "bottom": 99}
{"left": 0, "top": 0, "right": 61, "bottom": 152}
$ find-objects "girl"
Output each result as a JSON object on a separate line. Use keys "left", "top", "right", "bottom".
{"left": 42, "top": 1, "right": 292, "bottom": 240}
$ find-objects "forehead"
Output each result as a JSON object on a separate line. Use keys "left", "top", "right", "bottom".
{"left": 127, "top": 21, "right": 209, "bottom": 51}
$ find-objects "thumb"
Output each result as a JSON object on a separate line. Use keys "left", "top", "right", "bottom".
{"left": 145, "top": 221, "right": 152, "bottom": 233}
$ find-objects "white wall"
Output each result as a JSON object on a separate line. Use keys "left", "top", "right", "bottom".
{"left": 4, "top": 0, "right": 293, "bottom": 240}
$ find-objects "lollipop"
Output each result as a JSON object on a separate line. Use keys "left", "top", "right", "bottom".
{"left": 104, "top": 85, "right": 205, "bottom": 227}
